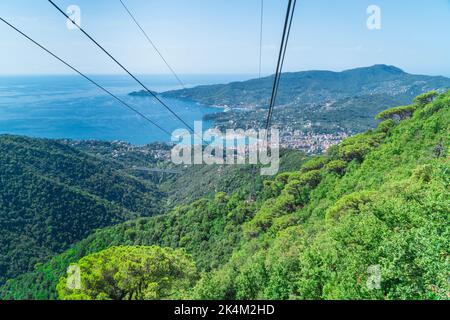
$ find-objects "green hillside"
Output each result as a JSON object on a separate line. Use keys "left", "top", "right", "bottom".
{"left": 159, "top": 149, "right": 307, "bottom": 207}
{"left": 61, "top": 139, "right": 305, "bottom": 207}
{"left": 2, "top": 91, "right": 448, "bottom": 300}
{"left": 0, "top": 136, "right": 165, "bottom": 284}
{"left": 0, "top": 136, "right": 303, "bottom": 292}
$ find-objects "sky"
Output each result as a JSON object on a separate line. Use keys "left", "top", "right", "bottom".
{"left": 0, "top": 0, "right": 449, "bottom": 77}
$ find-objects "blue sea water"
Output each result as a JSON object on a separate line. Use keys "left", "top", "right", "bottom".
{"left": 0, "top": 74, "right": 250, "bottom": 145}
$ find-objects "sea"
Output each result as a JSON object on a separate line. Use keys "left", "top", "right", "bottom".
{"left": 0, "top": 74, "right": 252, "bottom": 145}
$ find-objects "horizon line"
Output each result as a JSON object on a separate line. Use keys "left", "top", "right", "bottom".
{"left": 0, "top": 65, "right": 449, "bottom": 78}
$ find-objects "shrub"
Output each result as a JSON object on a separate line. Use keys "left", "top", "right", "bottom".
{"left": 325, "top": 191, "right": 374, "bottom": 221}
{"left": 325, "top": 160, "right": 347, "bottom": 175}
{"left": 298, "top": 170, "right": 322, "bottom": 188}
{"left": 301, "top": 157, "right": 329, "bottom": 173}
{"left": 57, "top": 246, "right": 197, "bottom": 300}
{"left": 339, "top": 143, "right": 372, "bottom": 162}
{"left": 275, "top": 173, "right": 291, "bottom": 184}
{"left": 411, "top": 164, "right": 433, "bottom": 182}
{"left": 283, "top": 180, "right": 311, "bottom": 206}
{"left": 376, "top": 105, "right": 417, "bottom": 121}
{"left": 376, "top": 119, "right": 396, "bottom": 133}
{"left": 414, "top": 90, "right": 438, "bottom": 106}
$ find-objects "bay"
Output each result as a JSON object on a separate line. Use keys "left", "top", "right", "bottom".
{"left": 0, "top": 74, "right": 252, "bottom": 145}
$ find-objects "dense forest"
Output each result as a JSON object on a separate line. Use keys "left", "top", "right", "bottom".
{"left": 0, "top": 135, "right": 303, "bottom": 289}
{"left": 0, "top": 136, "right": 166, "bottom": 284}
{"left": 1, "top": 91, "right": 448, "bottom": 300}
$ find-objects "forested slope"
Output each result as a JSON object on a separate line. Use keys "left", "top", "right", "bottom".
{"left": 160, "top": 149, "right": 307, "bottom": 206}
{"left": 1, "top": 91, "right": 448, "bottom": 300}
{"left": 0, "top": 136, "right": 304, "bottom": 294}
{"left": 0, "top": 136, "right": 164, "bottom": 284}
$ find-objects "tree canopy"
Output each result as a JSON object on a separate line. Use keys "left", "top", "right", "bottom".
{"left": 57, "top": 246, "right": 197, "bottom": 300}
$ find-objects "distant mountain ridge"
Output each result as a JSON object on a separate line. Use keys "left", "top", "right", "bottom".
{"left": 155, "top": 65, "right": 450, "bottom": 136}
{"left": 161, "top": 65, "right": 450, "bottom": 108}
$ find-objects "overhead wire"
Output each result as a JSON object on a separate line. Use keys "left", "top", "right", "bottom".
{"left": 5, "top": 0, "right": 297, "bottom": 138}
{"left": 119, "top": 0, "right": 186, "bottom": 89}
{"left": 265, "top": 0, "right": 297, "bottom": 131}
{"left": 48, "top": 0, "right": 194, "bottom": 133}
{"left": 259, "top": 0, "right": 264, "bottom": 79}
{"left": 0, "top": 16, "right": 171, "bottom": 136}
{"left": 268, "top": 0, "right": 297, "bottom": 127}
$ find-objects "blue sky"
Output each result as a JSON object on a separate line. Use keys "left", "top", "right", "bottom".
{"left": 0, "top": 0, "right": 449, "bottom": 76}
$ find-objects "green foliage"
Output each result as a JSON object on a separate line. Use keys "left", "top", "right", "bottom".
{"left": 376, "top": 119, "right": 396, "bottom": 133}
{"left": 338, "top": 142, "right": 372, "bottom": 162}
{"left": 57, "top": 246, "right": 197, "bottom": 300}
{"left": 0, "top": 138, "right": 303, "bottom": 291}
{"left": 416, "top": 90, "right": 450, "bottom": 119}
{"left": 0, "top": 136, "right": 164, "bottom": 284}
{"left": 325, "top": 191, "right": 374, "bottom": 222}
{"left": 2, "top": 91, "right": 449, "bottom": 301}
{"left": 411, "top": 164, "right": 434, "bottom": 182}
{"left": 336, "top": 130, "right": 387, "bottom": 163}
{"left": 414, "top": 90, "right": 438, "bottom": 106}
{"left": 160, "top": 149, "right": 305, "bottom": 206}
{"left": 297, "top": 170, "right": 322, "bottom": 188}
{"left": 0, "top": 188, "right": 254, "bottom": 300}
{"left": 301, "top": 157, "right": 329, "bottom": 173}
{"left": 376, "top": 105, "right": 417, "bottom": 121}
{"left": 325, "top": 160, "right": 348, "bottom": 175}
{"left": 191, "top": 91, "right": 449, "bottom": 300}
